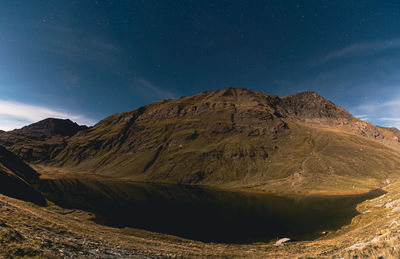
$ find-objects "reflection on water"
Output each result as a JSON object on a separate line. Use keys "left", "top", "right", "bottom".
{"left": 39, "top": 179, "right": 384, "bottom": 243}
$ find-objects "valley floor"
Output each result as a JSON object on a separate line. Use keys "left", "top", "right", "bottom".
{"left": 2, "top": 181, "right": 400, "bottom": 258}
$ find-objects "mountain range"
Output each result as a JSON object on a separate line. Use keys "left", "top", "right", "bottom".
{"left": 1, "top": 88, "right": 400, "bottom": 194}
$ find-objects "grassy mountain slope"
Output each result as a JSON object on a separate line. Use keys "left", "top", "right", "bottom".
{"left": 0, "top": 146, "right": 45, "bottom": 205}
{"left": 40, "top": 88, "right": 400, "bottom": 193}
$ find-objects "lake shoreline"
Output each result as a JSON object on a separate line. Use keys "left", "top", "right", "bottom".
{"left": 34, "top": 165, "right": 386, "bottom": 197}
{"left": 2, "top": 181, "right": 400, "bottom": 258}
{"left": 37, "top": 176, "right": 384, "bottom": 244}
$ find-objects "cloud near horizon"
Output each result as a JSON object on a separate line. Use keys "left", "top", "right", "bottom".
{"left": 131, "top": 77, "right": 176, "bottom": 100}
{"left": 312, "top": 39, "right": 400, "bottom": 66}
{"left": 351, "top": 96, "right": 400, "bottom": 129}
{"left": 0, "top": 100, "right": 96, "bottom": 131}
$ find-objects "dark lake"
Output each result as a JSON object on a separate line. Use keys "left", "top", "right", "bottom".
{"left": 39, "top": 179, "right": 383, "bottom": 243}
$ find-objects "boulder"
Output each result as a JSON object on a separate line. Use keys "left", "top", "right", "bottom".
{"left": 274, "top": 238, "right": 291, "bottom": 247}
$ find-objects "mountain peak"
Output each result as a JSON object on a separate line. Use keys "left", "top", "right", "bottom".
{"left": 20, "top": 118, "right": 87, "bottom": 137}
{"left": 281, "top": 91, "right": 352, "bottom": 120}
{"left": 0, "top": 118, "right": 88, "bottom": 162}
{"left": 282, "top": 91, "right": 332, "bottom": 105}
{"left": 286, "top": 90, "right": 320, "bottom": 97}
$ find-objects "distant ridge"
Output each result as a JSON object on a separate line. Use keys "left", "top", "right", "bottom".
{"left": 19, "top": 118, "right": 88, "bottom": 137}
{"left": 0, "top": 118, "right": 87, "bottom": 162}
{"left": 378, "top": 126, "right": 400, "bottom": 142}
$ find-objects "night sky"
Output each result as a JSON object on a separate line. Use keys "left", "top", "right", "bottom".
{"left": 1, "top": 1, "right": 400, "bottom": 130}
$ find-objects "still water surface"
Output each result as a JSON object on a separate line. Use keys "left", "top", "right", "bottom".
{"left": 39, "top": 179, "right": 383, "bottom": 243}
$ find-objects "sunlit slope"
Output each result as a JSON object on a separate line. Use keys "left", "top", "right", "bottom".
{"left": 43, "top": 88, "right": 400, "bottom": 193}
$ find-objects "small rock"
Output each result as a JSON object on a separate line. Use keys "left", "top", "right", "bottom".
{"left": 348, "top": 242, "right": 367, "bottom": 250}
{"left": 274, "top": 238, "right": 291, "bottom": 247}
{"left": 391, "top": 220, "right": 400, "bottom": 226}
{"left": 321, "top": 231, "right": 328, "bottom": 235}
{"left": 385, "top": 199, "right": 400, "bottom": 208}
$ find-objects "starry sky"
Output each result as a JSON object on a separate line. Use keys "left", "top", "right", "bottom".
{"left": 1, "top": 0, "right": 400, "bottom": 130}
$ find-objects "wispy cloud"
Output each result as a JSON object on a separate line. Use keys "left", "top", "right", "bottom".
{"left": 379, "top": 116, "right": 400, "bottom": 129}
{"left": 313, "top": 39, "right": 400, "bottom": 65}
{"left": 353, "top": 98, "right": 400, "bottom": 114}
{"left": 0, "top": 100, "right": 96, "bottom": 131}
{"left": 351, "top": 96, "right": 400, "bottom": 129}
{"left": 131, "top": 77, "right": 176, "bottom": 100}
{"left": 380, "top": 117, "right": 400, "bottom": 122}
{"left": 37, "top": 24, "right": 122, "bottom": 65}
{"left": 354, "top": 114, "right": 369, "bottom": 121}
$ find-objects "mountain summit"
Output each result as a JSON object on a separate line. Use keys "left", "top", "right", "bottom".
{"left": 18, "top": 118, "right": 87, "bottom": 137}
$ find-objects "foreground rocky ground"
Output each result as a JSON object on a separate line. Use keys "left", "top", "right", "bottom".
{"left": 2, "top": 182, "right": 400, "bottom": 258}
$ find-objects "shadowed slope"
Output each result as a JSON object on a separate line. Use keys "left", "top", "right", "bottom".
{"left": 0, "top": 146, "right": 45, "bottom": 205}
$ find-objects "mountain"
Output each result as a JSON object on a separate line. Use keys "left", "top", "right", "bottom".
{"left": 38, "top": 88, "right": 400, "bottom": 193}
{"left": 0, "top": 118, "right": 87, "bottom": 162}
{"left": 378, "top": 126, "right": 400, "bottom": 142}
{"left": 17, "top": 118, "right": 87, "bottom": 137}
{"left": 0, "top": 145, "right": 45, "bottom": 205}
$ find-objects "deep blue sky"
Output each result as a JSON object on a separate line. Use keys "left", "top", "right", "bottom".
{"left": 1, "top": 0, "right": 400, "bottom": 130}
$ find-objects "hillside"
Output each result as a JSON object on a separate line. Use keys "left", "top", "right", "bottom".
{"left": 34, "top": 88, "right": 400, "bottom": 193}
{"left": 379, "top": 126, "right": 400, "bottom": 141}
{"left": 0, "top": 145, "right": 45, "bottom": 205}
{"left": 0, "top": 118, "right": 87, "bottom": 162}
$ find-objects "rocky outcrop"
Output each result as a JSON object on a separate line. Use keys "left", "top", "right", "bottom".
{"left": 281, "top": 91, "right": 353, "bottom": 121}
